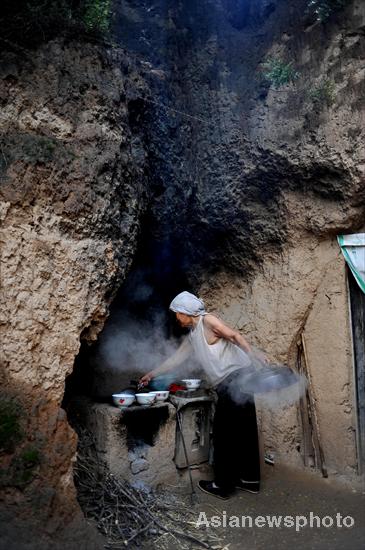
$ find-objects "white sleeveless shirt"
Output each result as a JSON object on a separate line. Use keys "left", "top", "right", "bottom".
{"left": 189, "top": 315, "right": 252, "bottom": 387}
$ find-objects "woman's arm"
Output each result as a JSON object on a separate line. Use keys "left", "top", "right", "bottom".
{"left": 204, "top": 314, "right": 252, "bottom": 353}
{"left": 139, "top": 337, "right": 192, "bottom": 386}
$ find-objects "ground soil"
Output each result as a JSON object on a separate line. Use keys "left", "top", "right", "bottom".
{"left": 170, "top": 463, "right": 365, "bottom": 550}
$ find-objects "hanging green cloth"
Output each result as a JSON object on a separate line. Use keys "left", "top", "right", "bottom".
{"left": 337, "top": 233, "right": 365, "bottom": 294}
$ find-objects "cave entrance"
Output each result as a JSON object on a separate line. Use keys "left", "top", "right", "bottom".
{"left": 63, "top": 231, "right": 196, "bottom": 405}
{"left": 62, "top": 229, "right": 212, "bottom": 491}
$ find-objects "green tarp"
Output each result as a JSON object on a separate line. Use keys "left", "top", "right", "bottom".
{"left": 337, "top": 233, "right": 365, "bottom": 294}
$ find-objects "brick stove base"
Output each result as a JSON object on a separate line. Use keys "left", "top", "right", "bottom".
{"left": 71, "top": 397, "right": 179, "bottom": 487}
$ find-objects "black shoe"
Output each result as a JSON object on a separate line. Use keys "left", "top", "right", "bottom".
{"left": 198, "top": 480, "right": 230, "bottom": 500}
{"left": 264, "top": 452, "right": 275, "bottom": 466}
{"left": 236, "top": 480, "right": 260, "bottom": 494}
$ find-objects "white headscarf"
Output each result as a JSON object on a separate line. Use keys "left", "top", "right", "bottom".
{"left": 169, "top": 291, "right": 206, "bottom": 316}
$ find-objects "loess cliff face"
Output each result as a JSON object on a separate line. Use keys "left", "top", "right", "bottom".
{"left": 0, "top": 0, "right": 364, "bottom": 541}
{"left": 0, "top": 40, "right": 151, "bottom": 538}
{"left": 114, "top": 0, "right": 365, "bottom": 277}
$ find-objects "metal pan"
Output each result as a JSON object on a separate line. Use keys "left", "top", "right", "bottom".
{"left": 236, "top": 365, "right": 302, "bottom": 394}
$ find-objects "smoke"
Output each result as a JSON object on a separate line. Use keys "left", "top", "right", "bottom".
{"left": 95, "top": 311, "right": 307, "bottom": 406}
{"left": 92, "top": 268, "right": 306, "bottom": 406}
{"left": 255, "top": 373, "right": 308, "bottom": 411}
{"left": 97, "top": 312, "right": 177, "bottom": 374}
{"left": 90, "top": 264, "right": 203, "bottom": 394}
{"left": 222, "top": 349, "right": 307, "bottom": 410}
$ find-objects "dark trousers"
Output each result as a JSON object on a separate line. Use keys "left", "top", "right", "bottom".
{"left": 213, "top": 372, "right": 261, "bottom": 491}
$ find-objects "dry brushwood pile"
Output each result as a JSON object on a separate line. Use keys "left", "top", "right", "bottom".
{"left": 74, "top": 429, "right": 224, "bottom": 549}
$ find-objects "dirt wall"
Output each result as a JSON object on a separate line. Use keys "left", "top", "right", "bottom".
{"left": 200, "top": 212, "right": 361, "bottom": 477}
{"left": 0, "top": 40, "right": 150, "bottom": 542}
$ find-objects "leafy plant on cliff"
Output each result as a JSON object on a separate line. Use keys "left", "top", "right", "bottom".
{"left": 0, "top": 0, "right": 113, "bottom": 49}
{"left": 10, "top": 446, "right": 41, "bottom": 486}
{"left": 0, "top": 133, "right": 77, "bottom": 176}
{"left": 0, "top": 445, "right": 42, "bottom": 488}
{"left": 22, "top": 135, "right": 57, "bottom": 163}
{"left": 261, "top": 58, "right": 300, "bottom": 88}
{"left": 307, "top": 0, "right": 347, "bottom": 21}
{"left": 0, "top": 392, "right": 43, "bottom": 488}
{"left": 0, "top": 394, "right": 24, "bottom": 453}
{"left": 82, "top": 0, "right": 111, "bottom": 33}
{"left": 309, "top": 79, "right": 336, "bottom": 106}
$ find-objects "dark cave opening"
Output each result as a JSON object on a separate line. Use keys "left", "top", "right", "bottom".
{"left": 123, "top": 405, "right": 170, "bottom": 449}
{"left": 62, "top": 223, "right": 211, "bottom": 503}
{"left": 62, "top": 229, "right": 196, "bottom": 498}
{"left": 63, "top": 225, "right": 198, "bottom": 409}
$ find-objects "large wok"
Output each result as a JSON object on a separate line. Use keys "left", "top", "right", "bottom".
{"left": 234, "top": 364, "right": 303, "bottom": 394}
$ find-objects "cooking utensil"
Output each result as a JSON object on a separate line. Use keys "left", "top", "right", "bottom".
{"left": 236, "top": 365, "right": 302, "bottom": 394}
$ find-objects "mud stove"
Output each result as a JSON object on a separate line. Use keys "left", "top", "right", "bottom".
{"left": 73, "top": 390, "right": 214, "bottom": 487}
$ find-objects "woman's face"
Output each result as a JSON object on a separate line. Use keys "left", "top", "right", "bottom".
{"left": 175, "top": 312, "right": 194, "bottom": 328}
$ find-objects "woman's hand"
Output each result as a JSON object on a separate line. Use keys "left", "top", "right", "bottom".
{"left": 255, "top": 350, "right": 270, "bottom": 364}
{"left": 139, "top": 372, "right": 153, "bottom": 388}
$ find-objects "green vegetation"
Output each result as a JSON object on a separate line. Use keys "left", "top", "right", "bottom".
{"left": 12, "top": 446, "right": 41, "bottom": 486}
{"left": 1, "top": 445, "right": 41, "bottom": 488}
{"left": 0, "top": 394, "right": 24, "bottom": 453}
{"left": 83, "top": 0, "right": 111, "bottom": 33}
{"left": 0, "top": 0, "right": 113, "bottom": 49}
{"left": 19, "top": 447, "right": 41, "bottom": 466}
{"left": 307, "top": 0, "right": 347, "bottom": 22}
{"left": 0, "top": 133, "right": 77, "bottom": 175}
{"left": 0, "top": 393, "right": 42, "bottom": 488}
{"left": 309, "top": 79, "right": 336, "bottom": 106}
{"left": 22, "top": 136, "right": 57, "bottom": 164}
{"left": 261, "top": 58, "right": 300, "bottom": 88}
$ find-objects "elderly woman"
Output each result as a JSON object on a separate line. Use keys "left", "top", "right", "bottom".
{"left": 139, "top": 291, "right": 261, "bottom": 500}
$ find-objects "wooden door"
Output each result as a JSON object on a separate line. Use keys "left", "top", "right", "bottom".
{"left": 348, "top": 267, "right": 365, "bottom": 473}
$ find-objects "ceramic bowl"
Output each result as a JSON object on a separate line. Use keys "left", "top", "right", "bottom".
{"left": 181, "top": 379, "right": 201, "bottom": 390}
{"left": 112, "top": 393, "right": 135, "bottom": 408}
{"left": 149, "top": 390, "right": 170, "bottom": 402}
{"left": 135, "top": 393, "right": 156, "bottom": 406}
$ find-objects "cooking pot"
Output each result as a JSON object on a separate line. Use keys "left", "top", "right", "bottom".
{"left": 235, "top": 365, "right": 303, "bottom": 394}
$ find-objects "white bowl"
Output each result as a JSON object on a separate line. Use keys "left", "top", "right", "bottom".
{"left": 136, "top": 393, "right": 156, "bottom": 406}
{"left": 182, "top": 379, "right": 201, "bottom": 390}
{"left": 149, "top": 390, "right": 170, "bottom": 402}
{"left": 112, "top": 393, "right": 135, "bottom": 408}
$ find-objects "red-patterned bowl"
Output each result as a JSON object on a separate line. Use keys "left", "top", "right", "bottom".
{"left": 112, "top": 393, "right": 135, "bottom": 408}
